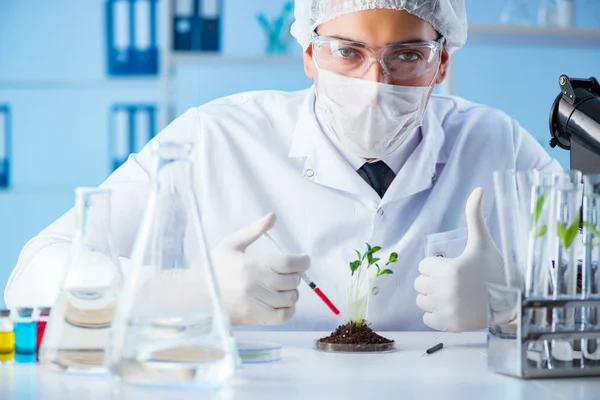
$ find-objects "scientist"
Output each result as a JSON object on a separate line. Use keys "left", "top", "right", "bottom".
{"left": 4, "top": 0, "right": 562, "bottom": 333}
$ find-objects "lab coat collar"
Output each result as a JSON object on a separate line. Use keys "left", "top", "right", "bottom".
{"left": 379, "top": 105, "right": 447, "bottom": 204}
{"left": 289, "top": 88, "right": 447, "bottom": 202}
{"left": 289, "top": 88, "right": 381, "bottom": 201}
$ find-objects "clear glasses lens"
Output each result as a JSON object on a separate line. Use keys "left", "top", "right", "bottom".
{"left": 313, "top": 37, "right": 441, "bottom": 80}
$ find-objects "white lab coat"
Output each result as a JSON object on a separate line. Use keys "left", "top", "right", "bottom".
{"left": 4, "top": 87, "right": 562, "bottom": 332}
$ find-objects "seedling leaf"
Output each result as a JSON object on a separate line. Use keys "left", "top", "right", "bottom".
{"left": 535, "top": 225, "right": 547, "bottom": 238}
{"left": 564, "top": 213, "right": 581, "bottom": 249}
{"left": 584, "top": 222, "right": 600, "bottom": 240}
{"left": 355, "top": 250, "right": 362, "bottom": 262}
{"left": 533, "top": 194, "right": 545, "bottom": 225}
{"left": 349, "top": 260, "right": 361, "bottom": 275}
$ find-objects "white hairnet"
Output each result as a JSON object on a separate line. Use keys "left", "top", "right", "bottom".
{"left": 290, "top": 0, "right": 468, "bottom": 54}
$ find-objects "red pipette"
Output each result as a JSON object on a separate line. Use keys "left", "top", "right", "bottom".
{"left": 264, "top": 233, "right": 340, "bottom": 316}
{"left": 300, "top": 272, "right": 340, "bottom": 316}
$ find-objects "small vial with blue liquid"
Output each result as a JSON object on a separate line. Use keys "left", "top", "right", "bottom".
{"left": 0, "top": 309, "right": 14, "bottom": 364}
{"left": 14, "top": 307, "right": 37, "bottom": 363}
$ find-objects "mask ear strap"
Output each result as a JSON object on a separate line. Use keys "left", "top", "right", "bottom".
{"left": 428, "top": 59, "right": 443, "bottom": 88}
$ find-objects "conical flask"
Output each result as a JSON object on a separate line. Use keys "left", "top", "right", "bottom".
{"left": 106, "top": 141, "right": 238, "bottom": 388}
{"left": 39, "top": 187, "right": 123, "bottom": 373}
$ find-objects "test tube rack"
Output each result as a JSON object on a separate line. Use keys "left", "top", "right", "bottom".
{"left": 486, "top": 282, "right": 600, "bottom": 379}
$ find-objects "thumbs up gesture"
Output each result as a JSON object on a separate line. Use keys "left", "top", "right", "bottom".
{"left": 414, "top": 188, "right": 506, "bottom": 332}
{"left": 211, "top": 213, "right": 311, "bottom": 326}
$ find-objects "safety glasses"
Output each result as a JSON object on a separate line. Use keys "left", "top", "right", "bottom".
{"left": 311, "top": 31, "right": 445, "bottom": 81}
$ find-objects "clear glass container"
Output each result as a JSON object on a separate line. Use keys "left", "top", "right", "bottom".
{"left": 525, "top": 172, "right": 558, "bottom": 300}
{"left": 36, "top": 307, "right": 51, "bottom": 361}
{"left": 538, "top": 0, "right": 558, "bottom": 27}
{"left": 582, "top": 174, "right": 600, "bottom": 364}
{"left": 313, "top": 341, "right": 395, "bottom": 353}
{"left": 14, "top": 307, "right": 37, "bottom": 363}
{"left": 39, "top": 187, "right": 123, "bottom": 373}
{"left": 550, "top": 170, "right": 582, "bottom": 364}
{"left": 552, "top": 171, "right": 582, "bottom": 301}
{"left": 523, "top": 172, "right": 559, "bottom": 366}
{"left": 0, "top": 309, "right": 14, "bottom": 364}
{"left": 105, "top": 141, "right": 238, "bottom": 389}
{"left": 515, "top": 169, "right": 539, "bottom": 277}
{"left": 500, "top": 0, "right": 534, "bottom": 25}
{"left": 493, "top": 169, "right": 526, "bottom": 289}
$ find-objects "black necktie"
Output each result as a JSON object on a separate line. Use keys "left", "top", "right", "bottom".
{"left": 359, "top": 161, "right": 392, "bottom": 198}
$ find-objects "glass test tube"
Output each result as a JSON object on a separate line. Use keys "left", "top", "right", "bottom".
{"left": 521, "top": 171, "right": 557, "bottom": 367}
{"left": 493, "top": 169, "right": 525, "bottom": 289}
{"left": 550, "top": 170, "right": 582, "bottom": 364}
{"left": 582, "top": 174, "right": 600, "bottom": 363}
{"left": 525, "top": 171, "right": 558, "bottom": 301}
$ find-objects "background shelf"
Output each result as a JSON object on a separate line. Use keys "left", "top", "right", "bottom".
{"left": 467, "top": 25, "right": 600, "bottom": 47}
{"left": 0, "top": 78, "right": 159, "bottom": 91}
{"left": 172, "top": 52, "right": 302, "bottom": 66}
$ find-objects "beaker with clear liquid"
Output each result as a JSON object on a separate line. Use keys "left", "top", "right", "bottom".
{"left": 39, "top": 187, "right": 123, "bottom": 373}
{"left": 105, "top": 141, "right": 238, "bottom": 389}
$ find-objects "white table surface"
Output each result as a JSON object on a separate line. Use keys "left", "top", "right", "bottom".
{"left": 1, "top": 331, "right": 599, "bottom": 400}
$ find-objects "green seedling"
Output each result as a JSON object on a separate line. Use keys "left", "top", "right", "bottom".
{"left": 533, "top": 194, "right": 548, "bottom": 238}
{"left": 584, "top": 221, "right": 600, "bottom": 248}
{"left": 557, "top": 212, "right": 581, "bottom": 250}
{"left": 348, "top": 243, "right": 397, "bottom": 325}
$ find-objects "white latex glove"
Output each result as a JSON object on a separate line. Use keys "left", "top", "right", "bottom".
{"left": 414, "top": 187, "right": 505, "bottom": 333}
{"left": 211, "top": 213, "right": 311, "bottom": 326}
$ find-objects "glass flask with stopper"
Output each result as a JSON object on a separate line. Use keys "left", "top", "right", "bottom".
{"left": 105, "top": 141, "right": 238, "bottom": 389}
{"left": 39, "top": 187, "right": 123, "bottom": 373}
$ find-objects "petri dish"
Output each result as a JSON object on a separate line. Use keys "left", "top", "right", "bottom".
{"left": 236, "top": 341, "right": 281, "bottom": 363}
{"left": 313, "top": 341, "right": 396, "bottom": 353}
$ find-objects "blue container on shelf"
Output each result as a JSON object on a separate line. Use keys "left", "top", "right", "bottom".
{"left": 110, "top": 104, "right": 157, "bottom": 172}
{"left": 106, "top": 0, "right": 159, "bottom": 76}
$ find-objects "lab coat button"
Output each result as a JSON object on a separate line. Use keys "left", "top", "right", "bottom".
{"left": 377, "top": 208, "right": 384, "bottom": 216}
{"left": 305, "top": 169, "right": 314, "bottom": 178}
{"left": 372, "top": 286, "right": 379, "bottom": 295}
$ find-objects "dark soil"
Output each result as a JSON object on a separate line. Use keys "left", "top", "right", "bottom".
{"left": 317, "top": 321, "right": 393, "bottom": 345}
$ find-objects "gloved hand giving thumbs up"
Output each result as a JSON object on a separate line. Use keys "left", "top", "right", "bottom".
{"left": 414, "top": 188, "right": 506, "bottom": 333}
{"left": 211, "top": 212, "right": 311, "bottom": 326}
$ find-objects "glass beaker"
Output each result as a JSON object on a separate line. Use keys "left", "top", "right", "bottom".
{"left": 39, "top": 187, "right": 123, "bottom": 373}
{"left": 582, "top": 174, "right": 600, "bottom": 363}
{"left": 105, "top": 141, "right": 238, "bottom": 389}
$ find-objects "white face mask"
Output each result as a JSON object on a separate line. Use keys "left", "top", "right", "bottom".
{"left": 314, "top": 67, "right": 438, "bottom": 159}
